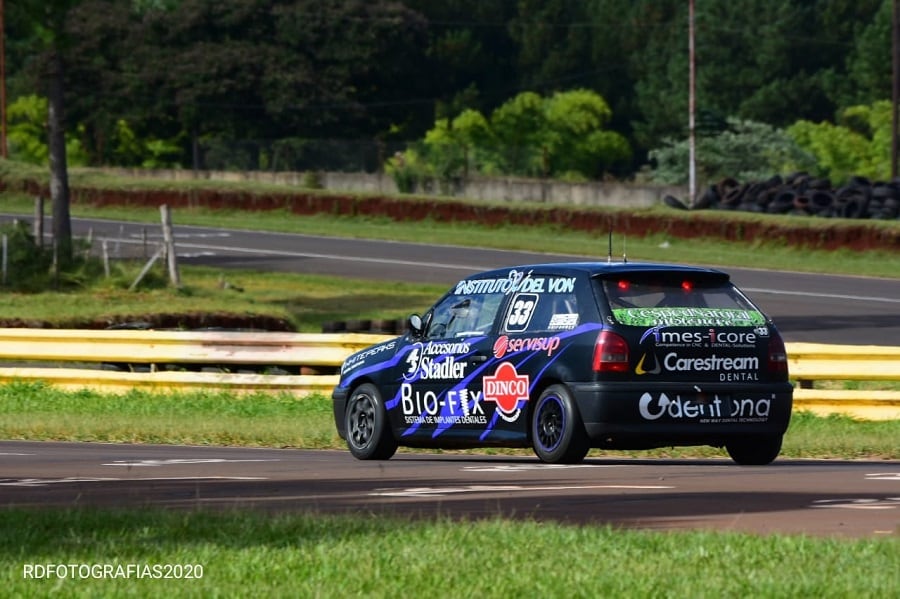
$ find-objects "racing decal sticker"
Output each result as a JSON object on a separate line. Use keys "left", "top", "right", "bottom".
{"left": 340, "top": 340, "right": 397, "bottom": 375}
{"left": 639, "top": 326, "right": 763, "bottom": 348}
{"left": 399, "top": 384, "right": 487, "bottom": 426}
{"left": 492, "top": 334, "right": 561, "bottom": 359}
{"left": 387, "top": 323, "right": 603, "bottom": 439}
{"left": 635, "top": 352, "right": 760, "bottom": 381}
{"left": 454, "top": 269, "right": 576, "bottom": 296}
{"left": 403, "top": 341, "right": 471, "bottom": 381}
{"left": 613, "top": 308, "right": 766, "bottom": 327}
{"left": 638, "top": 392, "right": 774, "bottom": 423}
{"left": 504, "top": 293, "right": 539, "bottom": 332}
{"left": 548, "top": 313, "right": 579, "bottom": 330}
{"left": 482, "top": 362, "right": 530, "bottom": 422}
{"left": 633, "top": 324, "right": 764, "bottom": 380}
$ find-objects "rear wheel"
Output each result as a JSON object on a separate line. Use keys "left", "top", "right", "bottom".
{"left": 345, "top": 383, "right": 397, "bottom": 460}
{"left": 531, "top": 385, "right": 589, "bottom": 464}
{"left": 725, "top": 435, "right": 783, "bottom": 465}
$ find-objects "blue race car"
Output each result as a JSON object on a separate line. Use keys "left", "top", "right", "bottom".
{"left": 333, "top": 262, "right": 793, "bottom": 465}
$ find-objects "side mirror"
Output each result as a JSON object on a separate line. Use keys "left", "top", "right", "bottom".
{"left": 408, "top": 314, "right": 423, "bottom": 336}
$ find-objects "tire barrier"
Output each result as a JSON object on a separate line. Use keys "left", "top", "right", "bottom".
{"left": 671, "top": 173, "right": 900, "bottom": 220}
{"left": 321, "top": 318, "right": 409, "bottom": 335}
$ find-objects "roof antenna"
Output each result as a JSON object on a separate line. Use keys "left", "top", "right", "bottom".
{"left": 623, "top": 234, "right": 628, "bottom": 263}
{"left": 607, "top": 231, "right": 613, "bottom": 264}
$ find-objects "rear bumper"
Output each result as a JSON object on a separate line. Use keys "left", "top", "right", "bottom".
{"left": 570, "top": 380, "right": 793, "bottom": 449}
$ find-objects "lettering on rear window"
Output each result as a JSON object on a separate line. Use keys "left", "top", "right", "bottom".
{"left": 612, "top": 308, "right": 765, "bottom": 327}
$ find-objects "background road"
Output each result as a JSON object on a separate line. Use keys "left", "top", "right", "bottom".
{"left": 2, "top": 441, "right": 897, "bottom": 538}
{"left": 7, "top": 214, "right": 893, "bottom": 345}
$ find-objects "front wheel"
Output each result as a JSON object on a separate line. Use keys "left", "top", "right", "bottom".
{"left": 725, "top": 435, "right": 783, "bottom": 465}
{"left": 531, "top": 384, "right": 589, "bottom": 464}
{"left": 345, "top": 383, "right": 398, "bottom": 460}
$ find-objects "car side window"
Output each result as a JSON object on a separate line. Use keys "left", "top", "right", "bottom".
{"left": 425, "top": 292, "right": 504, "bottom": 340}
{"left": 502, "top": 291, "right": 580, "bottom": 333}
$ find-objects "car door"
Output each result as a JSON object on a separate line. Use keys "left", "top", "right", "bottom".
{"left": 487, "top": 272, "right": 587, "bottom": 424}
{"left": 389, "top": 289, "right": 505, "bottom": 445}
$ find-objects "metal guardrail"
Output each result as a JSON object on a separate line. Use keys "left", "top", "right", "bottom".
{"left": 0, "top": 329, "right": 896, "bottom": 420}
{"left": 787, "top": 343, "right": 900, "bottom": 421}
{"left": 0, "top": 328, "right": 388, "bottom": 398}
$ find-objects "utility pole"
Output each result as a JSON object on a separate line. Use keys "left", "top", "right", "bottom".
{"left": 0, "top": 0, "right": 8, "bottom": 159}
{"left": 893, "top": 0, "right": 898, "bottom": 178}
{"left": 688, "top": 0, "right": 697, "bottom": 205}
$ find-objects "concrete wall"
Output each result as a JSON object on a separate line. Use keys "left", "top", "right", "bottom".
{"left": 103, "top": 168, "right": 687, "bottom": 209}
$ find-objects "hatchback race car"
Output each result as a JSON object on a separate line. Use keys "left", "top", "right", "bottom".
{"left": 332, "top": 262, "right": 793, "bottom": 465}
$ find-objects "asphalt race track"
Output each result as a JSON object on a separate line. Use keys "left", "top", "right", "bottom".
{"left": 2, "top": 213, "right": 897, "bottom": 344}
{"left": 2, "top": 441, "right": 898, "bottom": 538}
{"left": 1, "top": 213, "right": 898, "bottom": 536}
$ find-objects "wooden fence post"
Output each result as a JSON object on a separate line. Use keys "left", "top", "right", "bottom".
{"left": 160, "top": 204, "right": 181, "bottom": 288}
{"left": 33, "top": 196, "right": 44, "bottom": 247}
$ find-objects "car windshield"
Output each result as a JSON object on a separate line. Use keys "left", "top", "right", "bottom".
{"left": 598, "top": 273, "right": 765, "bottom": 327}
{"left": 424, "top": 292, "right": 504, "bottom": 339}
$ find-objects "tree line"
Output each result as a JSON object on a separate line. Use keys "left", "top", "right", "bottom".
{"left": 5, "top": 0, "right": 895, "bottom": 185}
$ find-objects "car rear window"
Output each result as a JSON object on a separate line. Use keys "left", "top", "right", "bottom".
{"left": 597, "top": 273, "right": 766, "bottom": 327}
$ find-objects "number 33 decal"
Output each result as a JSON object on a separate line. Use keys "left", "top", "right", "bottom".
{"left": 506, "top": 293, "right": 538, "bottom": 332}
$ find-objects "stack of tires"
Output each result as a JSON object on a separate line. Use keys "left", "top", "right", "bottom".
{"left": 679, "top": 173, "right": 900, "bottom": 220}
{"left": 321, "top": 318, "right": 408, "bottom": 334}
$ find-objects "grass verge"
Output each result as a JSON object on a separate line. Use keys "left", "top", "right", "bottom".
{"left": 1, "top": 382, "right": 897, "bottom": 459}
{"left": 0, "top": 264, "right": 443, "bottom": 331}
{"left": 2, "top": 508, "right": 897, "bottom": 598}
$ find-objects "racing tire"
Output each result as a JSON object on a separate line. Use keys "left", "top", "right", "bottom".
{"left": 531, "top": 385, "right": 589, "bottom": 464}
{"left": 725, "top": 435, "right": 783, "bottom": 466}
{"left": 345, "top": 383, "right": 398, "bottom": 460}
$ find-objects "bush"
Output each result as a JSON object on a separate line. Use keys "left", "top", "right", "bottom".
{"left": 0, "top": 222, "right": 122, "bottom": 292}
{"left": 0, "top": 222, "right": 54, "bottom": 291}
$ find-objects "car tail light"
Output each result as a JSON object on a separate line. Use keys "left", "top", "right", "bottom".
{"left": 768, "top": 332, "right": 788, "bottom": 374}
{"left": 593, "top": 330, "right": 630, "bottom": 372}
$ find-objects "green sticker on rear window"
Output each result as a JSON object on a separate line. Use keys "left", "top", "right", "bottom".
{"left": 613, "top": 307, "right": 765, "bottom": 327}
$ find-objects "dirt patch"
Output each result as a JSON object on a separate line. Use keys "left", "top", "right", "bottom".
{"left": 5, "top": 178, "right": 897, "bottom": 252}
{"left": 71, "top": 186, "right": 900, "bottom": 252}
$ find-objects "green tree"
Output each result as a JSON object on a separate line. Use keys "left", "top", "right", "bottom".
{"left": 6, "top": 95, "right": 88, "bottom": 166}
{"left": 542, "top": 89, "right": 631, "bottom": 179}
{"left": 418, "top": 89, "right": 630, "bottom": 181}
{"left": 627, "top": 1, "right": 884, "bottom": 153}
{"left": 648, "top": 118, "right": 816, "bottom": 187}
{"left": 787, "top": 100, "right": 893, "bottom": 183}
{"left": 826, "top": 0, "right": 893, "bottom": 107}
{"left": 62, "top": 1, "right": 165, "bottom": 165}
{"left": 490, "top": 91, "right": 548, "bottom": 176}
{"left": 8, "top": 0, "right": 84, "bottom": 265}
{"left": 6, "top": 95, "right": 53, "bottom": 164}
{"left": 505, "top": 0, "right": 642, "bottom": 163}
{"left": 422, "top": 109, "right": 494, "bottom": 179}
{"left": 403, "top": 1, "right": 519, "bottom": 123}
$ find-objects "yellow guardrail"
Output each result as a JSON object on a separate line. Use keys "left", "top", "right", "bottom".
{"left": 0, "top": 328, "right": 388, "bottom": 369}
{"left": 0, "top": 329, "right": 896, "bottom": 420}
{"left": 0, "top": 328, "right": 389, "bottom": 398}
{"left": 786, "top": 343, "right": 900, "bottom": 421}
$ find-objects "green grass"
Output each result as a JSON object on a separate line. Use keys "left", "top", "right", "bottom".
{"left": 1, "top": 382, "right": 897, "bottom": 460}
{"left": 0, "top": 264, "right": 443, "bottom": 331}
{"left": 1, "top": 508, "right": 896, "bottom": 598}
